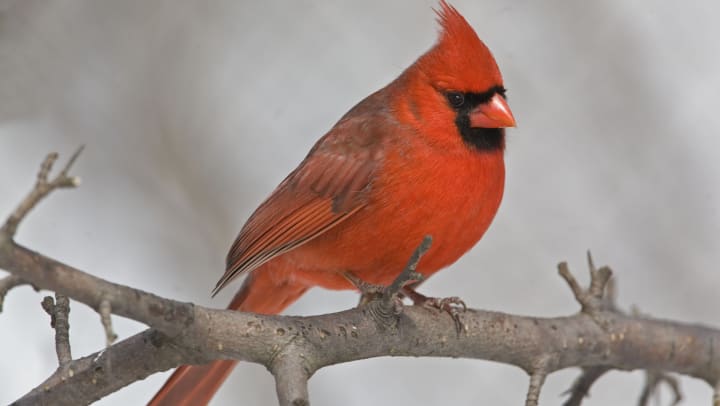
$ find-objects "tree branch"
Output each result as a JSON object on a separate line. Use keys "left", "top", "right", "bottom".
{"left": 0, "top": 147, "right": 83, "bottom": 239}
{"left": 2, "top": 151, "right": 720, "bottom": 405}
{"left": 272, "top": 347, "right": 311, "bottom": 406}
{"left": 562, "top": 367, "right": 611, "bottom": 406}
{"left": 638, "top": 370, "right": 682, "bottom": 406}
{"left": 98, "top": 298, "right": 118, "bottom": 346}
{"left": 0, "top": 274, "right": 27, "bottom": 312}
{"left": 15, "top": 329, "right": 182, "bottom": 406}
{"left": 9, "top": 283, "right": 720, "bottom": 404}
{"left": 41, "top": 294, "right": 73, "bottom": 367}
{"left": 525, "top": 358, "right": 550, "bottom": 406}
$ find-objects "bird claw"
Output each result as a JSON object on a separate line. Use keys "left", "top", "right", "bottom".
{"left": 343, "top": 272, "right": 387, "bottom": 306}
{"left": 343, "top": 271, "right": 467, "bottom": 331}
{"left": 421, "top": 296, "right": 467, "bottom": 314}
{"left": 425, "top": 297, "right": 467, "bottom": 334}
{"left": 403, "top": 288, "right": 467, "bottom": 334}
{"left": 421, "top": 297, "right": 467, "bottom": 332}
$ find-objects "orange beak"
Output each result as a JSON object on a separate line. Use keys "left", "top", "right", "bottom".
{"left": 469, "top": 94, "right": 516, "bottom": 128}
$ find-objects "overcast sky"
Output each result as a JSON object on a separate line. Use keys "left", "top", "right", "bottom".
{"left": 1, "top": 1, "right": 719, "bottom": 404}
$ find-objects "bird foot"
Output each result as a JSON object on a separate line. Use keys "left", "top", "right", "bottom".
{"left": 343, "top": 272, "right": 392, "bottom": 306}
{"left": 402, "top": 288, "right": 467, "bottom": 333}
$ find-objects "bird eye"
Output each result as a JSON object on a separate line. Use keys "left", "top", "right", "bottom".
{"left": 446, "top": 92, "right": 465, "bottom": 108}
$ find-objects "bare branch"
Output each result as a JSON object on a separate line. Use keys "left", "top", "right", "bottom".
{"left": 14, "top": 329, "right": 181, "bottom": 406}
{"left": 0, "top": 274, "right": 26, "bottom": 312}
{"left": 637, "top": 370, "right": 682, "bottom": 406}
{"left": 272, "top": 350, "right": 311, "bottom": 406}
{"left": 562, "top": 367, "right": 611, "bottom": 406}
{"left": 0, "top": 146, "right": 83, "bottom": 238}
{"left": 41, "top": 294, "right": 72, "bottom": 367}
{"left": 558, "top": 260, "right": 612, "bottom": 316}
{"left": 525, "top": 358, "right": 550, "bottom": 406}
{"left": 8, "top": 285, "right": 720, "bottom": 405}
{"left": 58, "top": 145, "right": 85, "bottom": 180}
{"left": 586, "top": 251, "right": 619, "bottom": 313}
{"left": 558, "top": 259, "right": 615, "bottom": 336}
{"left": 603, "top": 276, "right": 618, "bottom": 311}
{"left": 99, "top": 298, "right": 118, "bottom": 346}
{"left": 0, "top": 242, "right": 195, "bottom": 337}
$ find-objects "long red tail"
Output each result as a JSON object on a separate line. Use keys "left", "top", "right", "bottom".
{"left": 148, "top": 270, "right": 308, "bottom": 406}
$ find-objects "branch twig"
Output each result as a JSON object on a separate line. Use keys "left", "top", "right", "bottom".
{"left": 558, "top": 257, "right": 612, "bottom": 315}
{"left": 41, "top": 294, "right": 72, "bottom": 367}
{"left": 99, "top": 298, "right": 118, "bottom": 346}
{"left": 15, "top": 329, "right": 180, "bottom": 406}
{"left": 637, "top": 370, "right": 682, "bottom": 406}
{"left": 562, "top": 366, "right": 611, "bottom": 406}
{"left": 525, "top": 358, "right": 550, "bottom": 406}
{"left": 0, "top": 146, "right": 84, "bottom": 239}
{"left": 0, "top": 149, "right": 196, "bottom": 336}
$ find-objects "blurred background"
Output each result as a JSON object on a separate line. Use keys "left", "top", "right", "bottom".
{"left": 1, "top": 0, "right": 719, "bottom": 404}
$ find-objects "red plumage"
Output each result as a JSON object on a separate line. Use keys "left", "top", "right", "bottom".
{"left": 150, "top": 2, "right": 515, "bottom": 404}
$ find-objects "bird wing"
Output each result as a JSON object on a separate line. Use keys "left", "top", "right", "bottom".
{"left": 213, "top": 115, "right": 384, "bottom": 295}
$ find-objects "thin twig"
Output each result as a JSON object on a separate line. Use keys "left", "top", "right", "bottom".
{"left": 557, "top": 259, "right": 618, "bottom": 403}
{"left": 558, "top": 262, "right": 584, "bottom": 304}
{"left": 562, "top": 367, "right": 611, "bottom": 406}
{"left": 558, "top": 260, "right": 613, "bottom": 315}
{"left": 15, "top": 329, "right": 179, "bottom": 406}
{"left": 0, "top": 146, "right": 84, "bottom": 238}
{"left": 559, "top": 259, "right": 614, "bottom": 335}
{"left": 602, "top": 276, "right": 618, "bottom": 312}
{"left": 99, "top": 298, "right": 118, "bottom": 346}
{"left": 585, "top": 252, "right": 615, "bottom": 313}
{"left": 637, "top": 370, "right": 682, "bottom": 406}
{"left": 526, "top": 358, "right": 550, "bottom": 406}
{"left": 0, "top": 150, "right": 191, "bottom": 336}
{"left": 41, "top": 294, "right": 72, "bottom": 367}
{"left": 58, "top": 145, "right": 85, "bottom": 180}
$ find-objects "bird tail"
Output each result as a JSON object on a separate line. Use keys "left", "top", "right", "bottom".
{"left": 148, "top": 270, "right": 308, "bottom": 406}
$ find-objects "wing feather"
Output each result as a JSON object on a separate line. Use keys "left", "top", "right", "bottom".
{"left": 212, "top": 116, "right": 384, "bottom": 296}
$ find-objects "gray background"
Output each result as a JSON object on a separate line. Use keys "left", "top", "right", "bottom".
{"left": 1, "top": 1, "right": 718, "bottom": 404}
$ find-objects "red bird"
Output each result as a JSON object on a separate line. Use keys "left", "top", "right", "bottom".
{"left": 150, "top": 2, "right": 515, "bottom": 404}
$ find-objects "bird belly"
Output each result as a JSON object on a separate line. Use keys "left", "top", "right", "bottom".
{"left": 278, "top": 149, "right": 505, "bottom": 291}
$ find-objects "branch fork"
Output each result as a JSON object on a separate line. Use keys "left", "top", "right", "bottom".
{"left": 0, "top": 274, "right": 30, "bottom": 312}
{"left": 559, "top": 252, "right": 614, "bottom": 313}
{"left": 1, "top": 146, "right": 84, "bottom": 239}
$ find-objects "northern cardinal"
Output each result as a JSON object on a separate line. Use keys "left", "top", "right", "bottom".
{"left": 149, "top": 1, "right": 515, "bottom": 404}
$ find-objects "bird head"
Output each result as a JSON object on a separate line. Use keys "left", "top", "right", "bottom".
{"left": 394, "top": 1, "right": 515, "bottom": 152}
